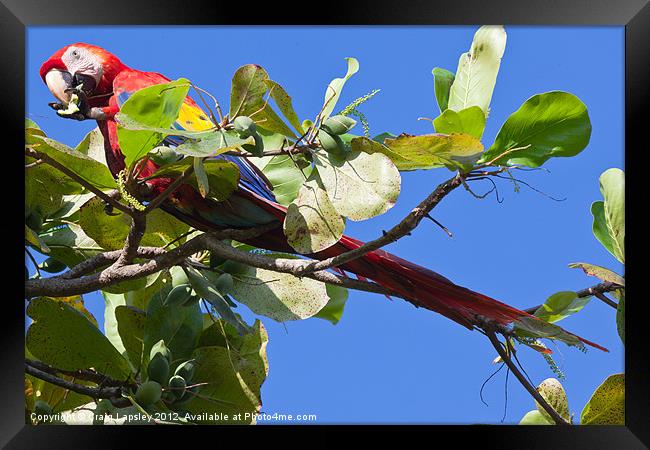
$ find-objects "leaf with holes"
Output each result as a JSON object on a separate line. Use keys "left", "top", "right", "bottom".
{"left": 229, "top": 265, "right": 330, "bottom": 322}
{"left": 580, "top": 374, "right": 624, "bottom": 425}
{"left": 78, "top": 197, "right": 189, "bottom": 250}
{"left": 568, "top": 263, "right": 624, "bottom": 286}
{"left": 26, "top": 297, "right": 131, "bottom": 379}
{"left": 284, "top": 173, "right": 345, "bottom": 254}
{"left": 313, "top": 150, "right": 400, "bottom": 221}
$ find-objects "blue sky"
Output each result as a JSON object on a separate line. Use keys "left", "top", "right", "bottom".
{"left": 26, "top": 26, "right": 624, "bottom": 424}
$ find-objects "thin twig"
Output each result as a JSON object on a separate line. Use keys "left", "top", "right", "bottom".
{"left": 484, "top": 329, "right": 569, "bottom": 425}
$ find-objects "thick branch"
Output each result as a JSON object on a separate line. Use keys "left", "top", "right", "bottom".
{"left": 293, "top": 172, "right": 465, "bottom": 276}
{"left": 25, "top": 362, "right": 130, "bottom": 408}
{"left": 114, "top": 212, "right": 147, "bottom": 266}
{"left": 26, "top": 147, "right": 132, "bottom": 215}
{"left": 485, "top": 329, "right": 569, "bottom": 425}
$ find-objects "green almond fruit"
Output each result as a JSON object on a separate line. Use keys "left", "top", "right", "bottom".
{"left": 233, "top": 116, "right": 257, "bottom": 137}
{"left": 318, "top": 130, "right": 349, "bottom": 159}
{"left": 168, "top": 375, "right": 187, "bottom": 399}
{"left": 164, "top": 284, "right": 193, "bottom": 307}
{"left": 135, "top": 381, "right": 162, "bottom": 406}
{"left": 174, "top": 360, "right": 196, "bottom": 381}
{"left": 149, "top": 146, "right": 181, "bottom": 166}
{"left": 40, "top": 257, "right": 67, "bottom": 274}
{"left": 147, "top": 353, "right": 170, "bottom": 384}
{"left": 322, "top": 115, "right": 357, "bottom": 135}
{"left": 214, "top": 273, "right": 234, "bottom": 294}
{"left": 149, "top": 339, "right": 171, "bottom": 362}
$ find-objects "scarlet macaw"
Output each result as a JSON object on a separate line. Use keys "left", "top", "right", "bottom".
{"left": 39, "top": 43, "right": 606, "bottom": 351}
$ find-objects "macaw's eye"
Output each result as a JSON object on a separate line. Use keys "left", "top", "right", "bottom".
{"left": 71, "top": 49, "right": 79, "bottom": 58}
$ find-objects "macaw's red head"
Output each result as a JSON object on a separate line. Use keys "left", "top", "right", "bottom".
{"left": 40, "top": 43, "right": 127, "bottom": 105}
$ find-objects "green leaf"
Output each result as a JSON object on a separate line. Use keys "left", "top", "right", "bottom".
{"left": 599, "top": 168, "right": 625, "bottom": 263}
{"left": 264, "top": 79, "right": 305, "bottom": 135}
{"left": 382, "top": 133, "right": 484, "bottom": 172}
{"left": 433, "top": 106, "right": 486, "bottom": 139}
{"left": 229, "top": 64, "right": 296, "bottom": 138}
{"left": 116, "top": 78, "right": 191, "bottom": 167}
{"left": 580, "top": 374, "right": 625, "bottom": 425}
{"left": 174, "top": 130, "right": 254, "bottom": 157}
{"left": 591, "top": 202, "right": 617, "bottom": 259}
{"left": 535, "top": 378, "right": 571, "bottom": 423}
{"left": 432, "top": 67, "right": 455, "bottom": 113}
{"left": 115, "top": 305, "right": 146, "bottom": 371}
{"left": 184, "top": 266, "right": 250, "bottom": 335}
{"left": 26, "top": 297, "right": 131, "bottom": 380}
{"left": 183, "top": 320, "right": 268, "bottom": 423}
{"left": 25, "top": 225, "right": 50, "bottom": 254}
{"left": 39, "top": 224, "right": 103, "bottom": 268}
{"left": 250, "top": 154, "right": 313, "bottom": 206}
{"left": 75, "top": 127, "right": 109, "bottom": 166}
{"left": 519, "top": 410, "right": 553, "bottom": 425}
{"left": 514, "top": 316, "right": 584, "bottom": 349}
{"left": 79, "top": 197, "right": 189, "bottom": 250}
{"left": 193, "top": 157, "right": 209, "bottom": 197}
{"left": 321, "top": 57, "right": 360, "bottom": 121}
{"left": 28, "top": 135, "right": 116, "bottom": 190}
{"left": 314, "top": 284, "right": 349, "bottom": 325}
{"left": 615, "top": 289, "right": 625, "bottom": 344}
{"left": 533, "top": 291, "right": 591, "bottom": 324}
{"left": 480, "top": 91, "right": 591, "bottom": 167}
{"left": 568, "top": 262, "right": 624, "bottom": 286}
{"left": 229, "top": 265, "right": 330, "bottom": 322}
{"left": 143, "top": 285, "right": 203, "bottom": 362}
{"left": 313, "top": 150, "right": 400, "bottom": 221}
{"left": 148, "top": 158, "right": 240, "bottom": 201}
{"left": 448, "top": 25, "right": 507, "bottom": 115}
{"left": 102, "top": 278, "right": 165, "bottom": 359}
{"left": 284, "top": 173, "right": 345, "bottom": 254}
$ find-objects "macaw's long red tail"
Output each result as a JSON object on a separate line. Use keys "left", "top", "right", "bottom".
{"left": 245, "top": 228, "right": 608, "bottom": 352}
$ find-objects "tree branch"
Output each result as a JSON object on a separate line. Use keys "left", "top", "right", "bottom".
{"left": 292, "top": 172, "right": 465, "bottom": 276}
{"left": 25, "top": 360, "right": 131, "bottom": 408}
{"left": 523, "top": 282, "right": 622, "bottom": 314}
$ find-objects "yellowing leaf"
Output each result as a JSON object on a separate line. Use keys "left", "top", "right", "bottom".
{"left": 581, "top": 374, "right": 625, "bottom": 425}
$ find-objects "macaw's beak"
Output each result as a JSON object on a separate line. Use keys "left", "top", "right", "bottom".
{"left": 45, "top": 70, "right": 97, "bottom": 105}
{"left": 45, "top": 69, "right": 73, "bottom": 104}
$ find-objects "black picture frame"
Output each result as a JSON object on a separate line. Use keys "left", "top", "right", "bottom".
{"left": 4, "top": 0, "right": 647, "bottom": 446}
